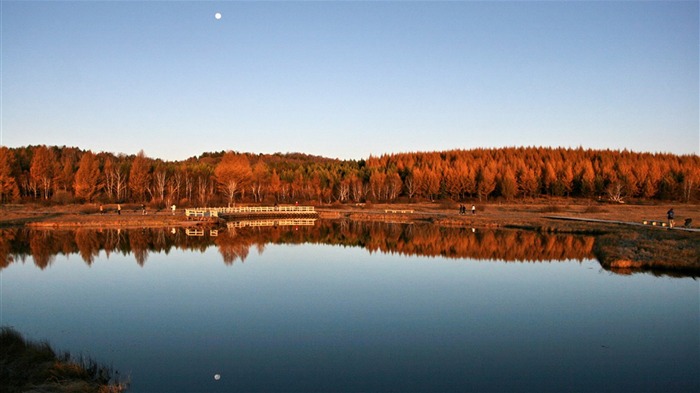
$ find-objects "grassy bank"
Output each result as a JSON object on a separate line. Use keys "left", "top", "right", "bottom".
{"left": 593, "top": 229, "right": 700, "bottom": 276}
{"left": 0, "top": 327, "right": 128, "bottom": 393}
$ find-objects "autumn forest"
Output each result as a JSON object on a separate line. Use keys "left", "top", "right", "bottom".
{"left": 0, "top": 145, "right": 698, "bottom": 206}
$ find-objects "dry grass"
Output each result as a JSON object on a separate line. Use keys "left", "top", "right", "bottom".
{"left": 0, "top": 327, "right": 129, "bottom": 393}
{"left": 325, "top": 200, "right": 700, "bottom": 232}
{"left": 0, "top": 203, "right": 191, "bottom": 229}
{"left": 593, "top": 229, "right": 700, "bottom": 276}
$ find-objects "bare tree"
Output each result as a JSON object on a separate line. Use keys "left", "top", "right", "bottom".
{"left": 30, "top": 146, "right": 56, "bottom": 200}
{"left": 404, "top": 174, "right": 417, "bottom": 200}
{"left": 168, "top": 171, "right": 182, "bottom": 205}
{"left": 337, "top": 178, "right": 350, "bottom": 202}
{"left": 606, "top": 182, "right": 625, "bottom": 203}
{"left": 154, "top": 170, "right": 167, "bottom": 202}
{"left": 197, "top": 175, "right": 210, "bottom": 206}
{"left": 386, "top": 172, "right": 402, "bottom": 201}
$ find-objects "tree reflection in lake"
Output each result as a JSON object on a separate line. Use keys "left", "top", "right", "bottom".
{"left": 5, "top": 220, "right": 695, "bottom": 277}
{"left": 1, "top": 220, "right": 597, "bottom": 269}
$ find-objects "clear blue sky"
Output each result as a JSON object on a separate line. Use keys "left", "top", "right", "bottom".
{"left": 2, "top": 1, "right": 698, "bottom": 160}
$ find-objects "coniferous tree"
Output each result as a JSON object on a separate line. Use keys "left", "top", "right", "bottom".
{"left": 129, "top": 150, "right": 151, "bottom": 202}
{"left": 477, "top": 163, "right": 497, "bottom": 201}
{"left": 74, "top": 151, "right": 102, "bottom": 202}
{"left": 55, "top": 148, "right": 78, "bottom": 193}
{"left": 0, "top": 147, "right": 20, "bottom": 203}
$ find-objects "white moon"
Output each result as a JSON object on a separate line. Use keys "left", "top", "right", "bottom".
{"left": 215, "top": 12, "right": 222, "bottom": 20}
{"left": 214, "top": 374, "right": 221, "bottom": 380}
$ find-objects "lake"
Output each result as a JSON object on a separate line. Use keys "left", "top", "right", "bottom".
{"left": 1, "top": 221, "right": 698, "bottom": 392}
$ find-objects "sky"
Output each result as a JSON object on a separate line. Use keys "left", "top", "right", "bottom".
{"left": 1, "top": 1, "right": 698, "bottom": 161}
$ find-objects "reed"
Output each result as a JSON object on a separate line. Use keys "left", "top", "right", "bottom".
{"left": 0, "top": 327, "right": 129, "bottom": 393}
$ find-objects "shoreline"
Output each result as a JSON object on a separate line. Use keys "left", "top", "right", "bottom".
{"left": 1, "top": 201, "right": 698, "bottom": 231}
{"left": 0, "top": 327, "right": 128, "bottom": 393}
{"left": 2, "top": 202, "right": 698, "bottom": 276}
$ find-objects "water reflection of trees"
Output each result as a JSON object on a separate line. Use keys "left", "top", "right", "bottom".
{"left": 0, "top": 221, "right": 596, "bottom": 269}
{"left": 216, "top": 228, "right": 252, "bottom": 265}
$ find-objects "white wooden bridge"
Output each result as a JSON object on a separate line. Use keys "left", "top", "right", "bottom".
{"left": 185, "top": 205, "right": 317, "bottom": 220}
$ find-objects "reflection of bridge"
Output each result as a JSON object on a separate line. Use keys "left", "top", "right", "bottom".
{"left": 185, "top": 206, "right": 317, "bottom": 219}
{"left": 185, "top": 228, "right": 219, "bottom": 237}
{"left": 227, "top": 219, "right": 317, "bottom": 228}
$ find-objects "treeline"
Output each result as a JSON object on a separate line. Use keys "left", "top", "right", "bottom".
{"left": 0, "top": 145, "right": 698, "bottom": 205}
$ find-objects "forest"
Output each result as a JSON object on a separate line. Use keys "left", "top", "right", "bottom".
{"left": 0, "top": 145, "right": 698, "bottom": 206}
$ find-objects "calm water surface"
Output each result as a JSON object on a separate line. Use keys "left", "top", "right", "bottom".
{"left": 1, "top": 223, "right": 698, "bottom": 392}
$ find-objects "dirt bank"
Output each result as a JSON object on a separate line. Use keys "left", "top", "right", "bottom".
{"left": 319, "top": 201, "right": 700, "bottom": 232}
{"left": 0, "top": 204, "right": 205, "bottom": 229}
{"left": 2, "top": 201, "right": 699, "bottom": 231}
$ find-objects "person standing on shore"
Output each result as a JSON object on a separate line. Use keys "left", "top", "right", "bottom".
{"left": 171, "top": 204, "right": 176, "bottom": 215}
{"left": 142, "top": 204, "right": 146, "bottom": 215}
{"left": 117, "top": 204, "right": 121, "bottom": 215}
{"left": 667, "top": 208, "right": 675, "bottom": 228}
{"left": 472, "top": 205, "right": 476, "bottom": 215}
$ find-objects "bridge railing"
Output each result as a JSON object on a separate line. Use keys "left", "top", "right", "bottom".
{"left": 185, "top": 209, "right": 219, "bottom": 218}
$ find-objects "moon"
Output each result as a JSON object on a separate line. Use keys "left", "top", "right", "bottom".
{"left": 214, "top": 374, "right": 221, "bottom": 380}
{"left": 215, "top": 12, "right": 222, "bottom": 20}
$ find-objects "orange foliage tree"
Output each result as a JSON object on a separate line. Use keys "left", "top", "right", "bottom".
{"left": 129, "top": 150, "right": 151, "bottom": 202}
{"left": 0, "top": 147, "right": 20, "bottom": 203}
{"left": 214, "top": 151, "right": 252, "bottom": 206}
{"left": 29, "top": 145, "right": 56, "bottom": 200}
{"left": 3, "top": 146, "right": 699, "bottom": 205}
{"left": 74, "top": 151, "right": 102, "bottom": 202}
